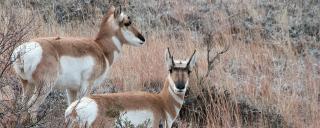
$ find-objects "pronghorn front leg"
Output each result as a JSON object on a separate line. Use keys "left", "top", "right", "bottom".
{"left": 67, "top": 80, "right": 94, "bottom": 104}
{"left": 79, "top": 80, "right": 95, "bottom": 98}
{"left": 66, "top": 89, "right": 78, "bottom": 105}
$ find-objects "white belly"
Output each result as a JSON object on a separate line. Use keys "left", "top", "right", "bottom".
{"left": 55, "top": 56, "right": 95, "bottom": 90}
{"left": 118, "top": 110, "right": 154, "bottom": 127}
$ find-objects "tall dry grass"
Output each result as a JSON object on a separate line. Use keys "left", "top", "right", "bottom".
{"left": 0, "top": 0, "right": 319, "bottom": 127}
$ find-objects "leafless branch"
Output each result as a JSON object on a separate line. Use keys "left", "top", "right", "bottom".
{"left": 0, "top": 8, "right": 48, "bottom": 128}
{"left": 195, "top": 31, "right": 230, "bottom": 86}
{"left": 206, "top": 44, "right": 230, "bottom": 77}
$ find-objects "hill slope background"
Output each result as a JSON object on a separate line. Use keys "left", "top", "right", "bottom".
{"left": 0, "top": 0, "right": 319, "bottom": 127}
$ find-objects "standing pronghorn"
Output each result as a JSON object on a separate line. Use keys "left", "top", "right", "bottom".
{"left": 65, "top": 48, "right": 197, "bottom": 128}
{"left": 11, "top": 6, "right": 145, "bottom": 120}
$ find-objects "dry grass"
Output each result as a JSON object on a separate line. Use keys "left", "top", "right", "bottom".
{"left": 1, "top": 0, "right": 319, "bottom": 127}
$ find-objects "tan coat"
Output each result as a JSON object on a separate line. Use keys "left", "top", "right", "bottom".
{"left": 12, "top": 6, "right": 145, "bottom": 122}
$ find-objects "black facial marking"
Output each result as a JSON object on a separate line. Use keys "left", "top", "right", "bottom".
{"left": 124, "top": 21, "right": 131, "bottom": 26}
{"left": 171, "top": 68, "right": 189, "bottom": 91}
{"left": 137, "top": 34, "right": 145, "bottom": 42}
{"left": 185, "top": 68, "right": 192, "bottom": 75}
{"left": 172, "top": 67, "right": 189, "bottom": 72}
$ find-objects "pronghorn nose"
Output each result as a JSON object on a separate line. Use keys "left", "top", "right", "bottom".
{"left": 137, "top": 34, "right": 145, "bottom": 42}
{"left": 124, "top": 21, "right": 132, "bottom": 26}
{"left": 176, "top": 83, "right": 185, "bottom": 90}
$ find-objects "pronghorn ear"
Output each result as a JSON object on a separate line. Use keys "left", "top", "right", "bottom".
{"left": 114, "top": 6, "right": 122, "bottom": 18}
{"left": 107, "top": 6, "right": 116, "bottom": 15}
{"left": 186, "top": 50, "right": 197, "bottom": 72}
{"left": 165, "top": 48, "right": 174, "bottom": 72}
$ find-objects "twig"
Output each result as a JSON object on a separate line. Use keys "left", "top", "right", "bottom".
{"left": 206, "top": 44, "right": 230, "bottom": 77}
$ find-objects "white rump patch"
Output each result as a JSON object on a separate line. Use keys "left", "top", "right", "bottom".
{"left": 118, "top": 110, "right": 154, "bottom": 127}
{"left": 121, "top": 28, "right": 144, "bottom": 46}
{"left": 65, "top": 97, "right": 98, "bottom": 127}
{"left": 11, "top": 42, "right": 43, "bottom": 81}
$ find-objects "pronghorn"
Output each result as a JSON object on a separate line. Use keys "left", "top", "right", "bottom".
{"left": 65, "top": 48, "right": 197, "bottom": 128}
{"left": 11, "top": 6, "right": 145, "bottom": 120}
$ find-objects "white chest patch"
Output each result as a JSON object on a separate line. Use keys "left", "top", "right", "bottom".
{"left": 111, "top": 36, "right": 122, "bottom": 62}
{"left": 56, "top": 56, "right": 95, "bottom": 89}
{"left": 65, "top": 97, "right": 98, "bottom": 127}
{"left": 111, "top": 36, "right": 122, "bottom": 64}
{"left": 11, "top": 41, "right": 43, "bottom": 81}
{"left": 112, "top": 36, "right": 122, "bottom": 52}
{"left": 165, "top": 112, "right": 174, "bottom": 128}
{"left": 118, "top": 110, "right": 154, "bottom": 127}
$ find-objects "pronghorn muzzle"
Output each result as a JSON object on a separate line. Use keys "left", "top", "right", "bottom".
{"left": 176, "top": 82, "right": 186, "bottom": 91}
{"left": 137, "top": 34, "right": 145, "bottom": 42}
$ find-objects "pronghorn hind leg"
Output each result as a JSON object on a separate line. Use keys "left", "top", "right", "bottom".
{"left": 22, "top": 52, "right": 59, "bottom": 123}
{"left": 20, "top": 80, "right": 35, "bottom": 124}
{"left": 66, "top": 89, "right": 78, "bottom": 105}
{"left": 27, "top": 80, "right": 56, "bottom": 123}
{"left": 20, "top": 78, "right": 35, "bottom": 105}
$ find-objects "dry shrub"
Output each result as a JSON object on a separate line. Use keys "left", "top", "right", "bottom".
{"left": 0, "top": 0, "right": 320, "bottom": 127}
{"left": 0, "top": 6, "right": 40, "bottom": 127}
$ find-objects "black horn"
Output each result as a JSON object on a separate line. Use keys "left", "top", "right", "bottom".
{"left": 186, "top": 50, "right": 196, "bottom": 67}
{"left": 167, "top": 48, "right": 175, "bottom": 67}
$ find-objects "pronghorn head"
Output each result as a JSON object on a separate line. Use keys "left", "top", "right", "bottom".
{"left": 100, "top": 6, "right": 145, "bottom": 47}
{"left": 165, "top": 48, "right": 197, "bottom": 94}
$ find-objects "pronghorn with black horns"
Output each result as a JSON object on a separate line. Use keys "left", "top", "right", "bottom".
{"left": 64, "top": 48, "right": 197, "bottom": 128}
{"left": 11, "top": 6, "right": 146, "bottom": 121}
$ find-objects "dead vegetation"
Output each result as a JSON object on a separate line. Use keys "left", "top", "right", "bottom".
{"left": 0, "top": 0, "right": 319, "bottom": 127}
{"left": 0, "top": 7, "right": 42, "bottom": 127}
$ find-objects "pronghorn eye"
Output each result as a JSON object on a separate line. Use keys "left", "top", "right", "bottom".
{"left": 169, "top": 69, "right": 173, "bottom": 73}
{"left": 187, "top": 70, "right": 192, "bottom": 75}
